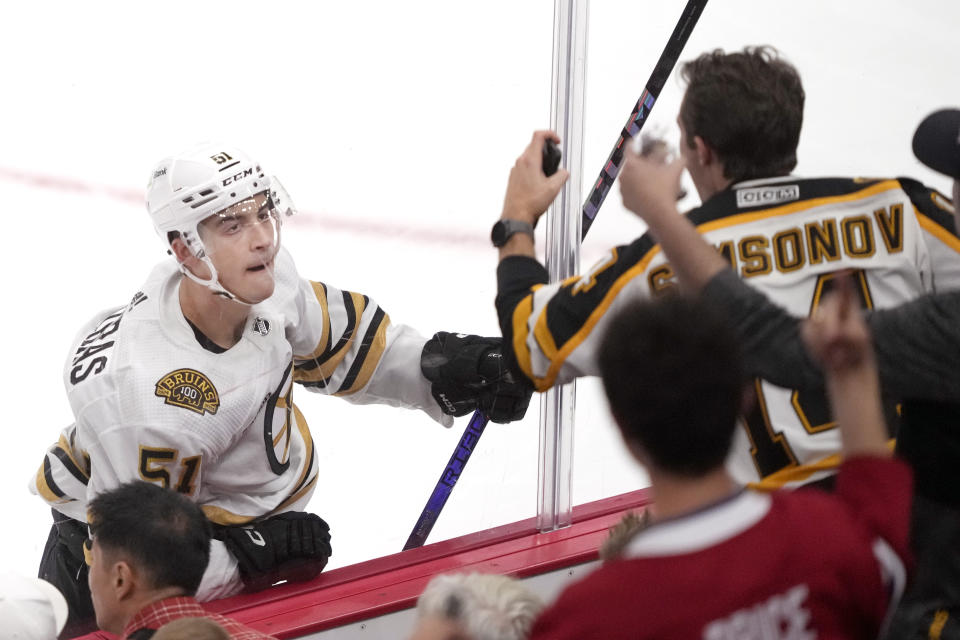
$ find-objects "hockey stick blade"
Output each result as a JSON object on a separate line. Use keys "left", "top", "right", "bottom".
{"left": 403, "top": 0, "right": 709, "bottom": 550}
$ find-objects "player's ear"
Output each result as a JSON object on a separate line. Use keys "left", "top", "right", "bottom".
{"left": 169, "top": 236, "right": 193, "bottom": 265}
{"left": 112, "top": 560, "right": 136, "bottom": 600}
{"left": 692, "top": 135, "right": 714, "bottom": 168}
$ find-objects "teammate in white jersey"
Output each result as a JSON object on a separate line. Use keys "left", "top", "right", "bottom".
{"left": 32, "top": 144, "right": 532, "bottom": 637}
{"left": 493, "top": 46, "right": 960, "bottom": 490}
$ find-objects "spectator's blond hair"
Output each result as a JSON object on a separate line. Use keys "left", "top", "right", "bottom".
{"left": 152, "top": 617, "right": 230, "bottom": 640}
{"left": 416, "top": 573, "right": 543, "bottom": 640}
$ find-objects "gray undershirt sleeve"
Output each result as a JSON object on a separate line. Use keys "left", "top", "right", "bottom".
{"left": 701, "top": 269, "right": 960, "bottom": 402}
{"left": 700, "top": 270, "right": 825, "bottom": 391}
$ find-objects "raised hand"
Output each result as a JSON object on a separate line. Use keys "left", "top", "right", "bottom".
{"left": 501, "top": 130, "right": 570, "bottom": 228}
{"left": 801, "top": 274, "right": 874, "bottom": 374}
{"left": 801, "top": 273, "right": 889, "bottom": 457}
{"left": 619, "top": 147, "right": 685, "bottom": 224}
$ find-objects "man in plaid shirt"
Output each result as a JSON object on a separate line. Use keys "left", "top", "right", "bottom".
{"left": 85, "top": 482, "right": 275, "bottom": 640}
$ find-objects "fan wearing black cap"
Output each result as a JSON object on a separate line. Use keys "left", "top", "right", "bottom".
{"left": 914, "top": 109, "right": 960, "bottom": 218}
{"left": 615, "top": 107, "right": 960, "bottom": 640}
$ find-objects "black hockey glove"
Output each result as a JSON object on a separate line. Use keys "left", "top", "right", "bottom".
{"left": 214, "top": 512, "right": 332, "bottom": 592}
{"left": 421, "top": 332, "right": 533, "bottom": 423}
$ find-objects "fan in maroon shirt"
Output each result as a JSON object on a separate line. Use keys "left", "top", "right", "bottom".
{"left": 530, "top": 289, "right": 911, "bottom": 640}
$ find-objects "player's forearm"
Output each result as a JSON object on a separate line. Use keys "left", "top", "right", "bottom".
{"left": 618, "top": 153, "right": 726, "bottom": 291}
{"left": 356, "top": 325, "right": 455, "bottom": 427}
{"left": 497, "top": 232, "right": 536, "bottom": 260}
{"left": 826, "top": 361, "right": 891, "bottom": 458}
{"left": 867, "top": 291, "right": 960, "bottom": 400}
{"left": 495, "top": 256, "right": 549, "bottom": 383}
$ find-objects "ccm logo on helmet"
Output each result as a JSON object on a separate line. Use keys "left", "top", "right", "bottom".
{"left": 222, "top": 168, "right": 254, "bottom": 186}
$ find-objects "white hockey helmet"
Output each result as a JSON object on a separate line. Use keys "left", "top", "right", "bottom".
{"left": 145, "top": 143, "right": 296, "bottom": 301}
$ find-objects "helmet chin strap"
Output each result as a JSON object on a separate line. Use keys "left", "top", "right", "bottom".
{"left": 178, "top": 256, "right": 256, "bottom": 307}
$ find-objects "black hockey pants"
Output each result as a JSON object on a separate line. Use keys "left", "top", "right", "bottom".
{"left": 38, "top": 509, "right": 97, "bottom": 639}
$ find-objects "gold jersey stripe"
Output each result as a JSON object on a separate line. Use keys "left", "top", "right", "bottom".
{"left": 201, "top": 504, "right": 255, "bottom": 526}
{"left": 746, "top": 438, "right": 896, "bottom": 491}
{"left": 918, "top": 213, "right": 960, "bottom": 253}
{"left": 288, "top": 403, "right": 315, "bottom": 496}
{"left": 293, "top": 291, "right": 368, "bottom": 384}
{"left": 272, "top": 473, "right": 319, "bottom": 515}
{"left": 930, "top": 610, "right": 950, "bottom": 640}
{"left": 272, "top": 423, "right": 288, "bottom": 447}
{"left": 334, "top": 312, "right": 390, "bottom": 396}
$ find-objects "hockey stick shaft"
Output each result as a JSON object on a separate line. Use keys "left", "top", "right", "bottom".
{"left": 403, "top": 0, "right": 709, "bottom": 551}
{"left": 403, "top": 410, "right": 487, "bottom": 550}
{"left": 582, "top": 0, "right": 708, "bottom": 238}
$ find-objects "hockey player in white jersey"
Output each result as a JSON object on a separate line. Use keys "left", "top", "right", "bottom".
{"left": 32, "top": 144, "right": 532, "bottom": 637}
{"left": 493, "top": 46, "right": 960, "bottom": 490}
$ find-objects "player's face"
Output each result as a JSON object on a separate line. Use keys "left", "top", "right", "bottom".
{"left": 199, "top": 192, "right": 280, "bottom": 304}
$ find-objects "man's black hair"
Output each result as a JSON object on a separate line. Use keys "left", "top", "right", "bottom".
{"left": 597, "top": 295, "right": 745, "bottom": 477}
{"left": 88, "top": 481, "right": 211, "bottom": 595}
{"left": 680, "top": 45, "right": 805, "bottom": 183}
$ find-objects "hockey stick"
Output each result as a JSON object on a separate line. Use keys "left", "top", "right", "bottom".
{"left": 403, "top": 410, "right": 487, "bottom": 550}
{"left": 581, "top": 0, "right": 707, "bottom": 237}
{"left": 403, "top": 0, "right": 709, "bottom": 551}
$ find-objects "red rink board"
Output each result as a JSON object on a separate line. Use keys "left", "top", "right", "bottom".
{"left": 74, "top": 488, "right": 651, "bottom": 639}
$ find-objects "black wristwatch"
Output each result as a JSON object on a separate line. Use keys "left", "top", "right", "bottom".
{"left": 491, "top": 219, "right": 535, "bottom": 248}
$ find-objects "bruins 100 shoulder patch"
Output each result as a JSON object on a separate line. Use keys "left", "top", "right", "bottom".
{"left": 155, "top": 369, "right": 220, "bottom": 415}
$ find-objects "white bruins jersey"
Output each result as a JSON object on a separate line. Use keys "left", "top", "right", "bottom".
{"left": 32, "top": 247, "right": 450, "bottom": 599}
{"left": 499, "top": 176, "right": 960, "bottom": 489}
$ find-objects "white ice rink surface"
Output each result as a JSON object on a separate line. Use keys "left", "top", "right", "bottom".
{"left": 1, "top": 0, "right": 957, "bottom": 580}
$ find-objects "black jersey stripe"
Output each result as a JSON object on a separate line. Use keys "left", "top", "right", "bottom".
{"left": 543, "top": 235, "right": 658, "bottom": 352}
{"left": 897, "top": 177, "right": 958, "bottom": 235}
{"left": 336, "top": 307, "right": 387, "bottom": 395}
{"left": 52, "top": 445, "right": 90, "bottom": 486}
{"left": 42, "top": 457, "right": 67, "bottom": 499}
{"left": 295, "top": 282, "right": 333, "bottom": 362}
{"left": 294, "top": 292, "right": 364, "bottom": 373}
{"left": 291, "top": 441, "right": 316, "bottom": 498}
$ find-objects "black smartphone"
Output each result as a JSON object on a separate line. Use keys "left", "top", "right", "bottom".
{"left": 542, "top": 139, "right": 562, "bottom": 177}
